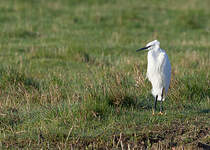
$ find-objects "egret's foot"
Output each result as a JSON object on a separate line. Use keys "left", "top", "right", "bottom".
{"left": 152, "top": 110, "right": 155, "bottom": 115}
{"left": 158, "top": 111, "right": 165, "bottom": 115}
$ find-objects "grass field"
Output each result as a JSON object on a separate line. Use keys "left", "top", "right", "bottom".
{"left": 0, "top": 0, "right": 209, "bottom": 149}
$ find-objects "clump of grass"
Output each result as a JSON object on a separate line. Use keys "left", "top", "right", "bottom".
{"left": 79, "top": 72, "right": 138, "bottom": 122}
{"left": 104, "top": 72, "right": 137, "bottom": 107}
{"left": 0, "top": 67, "right": 40, "bottom": 91}
{"left": 81, "top": 96, "right": 110, "bottom": 121}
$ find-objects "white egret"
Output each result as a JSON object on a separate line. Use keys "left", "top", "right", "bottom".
{"left": 136, "top": 40, "right": 171, "bottom": 115}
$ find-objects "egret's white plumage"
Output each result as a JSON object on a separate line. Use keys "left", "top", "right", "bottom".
{"left": 146, "top": 40, "right": 171, "bottom": 101}
{"left": 136, "top": 40, "right": 171, "bottom": 113}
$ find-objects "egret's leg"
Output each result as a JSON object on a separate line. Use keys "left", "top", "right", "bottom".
{"left": 154, "top": 95, "right": 158, "bottom": 110}
{"left": 160, "top": 99, "right": 163, "bottom": 112}
{"left": 159, "top": 89, "right": 164, "bottom": 115}
{"left": 158, "top": 99, "right": 164, "bottom": 115}
{"left": 153, "top": 95, "right": 158, "bottom": 115}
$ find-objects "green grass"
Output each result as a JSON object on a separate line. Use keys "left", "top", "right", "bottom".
{"left": 0, "top": 0, "right": 209, "bottom": 149}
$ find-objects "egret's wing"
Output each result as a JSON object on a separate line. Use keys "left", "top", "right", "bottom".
{"left": 158, "top": 51, "right": 171, "bottom": 94}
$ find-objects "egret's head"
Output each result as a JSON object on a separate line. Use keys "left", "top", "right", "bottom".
{"left": 136, "top": 40, "right": 160, "bottom": 52}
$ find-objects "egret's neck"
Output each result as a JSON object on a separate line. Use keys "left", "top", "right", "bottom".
{"left": 153, "top": 45, "right": 160, "bottom": 51}
{"left": 148, "top": 46, "right": 161, "bottom": 58}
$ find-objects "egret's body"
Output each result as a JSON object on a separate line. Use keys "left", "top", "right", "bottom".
{"left": 136, "top": 40, "right": 171, "bottom": 114}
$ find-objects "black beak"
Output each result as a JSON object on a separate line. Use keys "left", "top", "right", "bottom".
{"left": 136, "top": 46, "right": 151, "bottom": 52}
